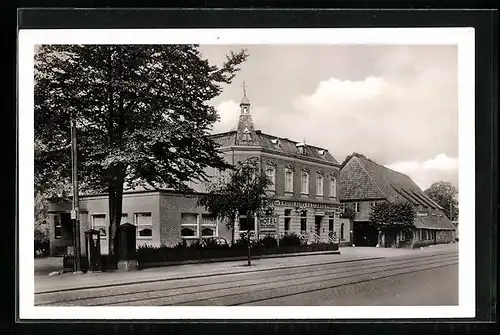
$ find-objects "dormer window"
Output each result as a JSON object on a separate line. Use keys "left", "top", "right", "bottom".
{"left": 243, "top": 106, "right": 248, "bottom": 114}
{"left": 271, "top": 138, "right": 280, "bottom": 147}
{"left": 242, "top": 128, "right": 252, "bottom": 141}
{"left": 318, "top": 149, "right": 326, "bottom": 156}
{"left": 296, "top": 143, "right": 305, "bottom": 155}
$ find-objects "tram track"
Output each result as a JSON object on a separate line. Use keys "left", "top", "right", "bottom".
{"left": 36, "top": 251, "right": 458, "bottom": 306}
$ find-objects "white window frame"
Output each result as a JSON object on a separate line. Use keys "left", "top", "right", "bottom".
{"left": 283, "top": 209, "right": 292, "bottom": 231}
{"left": 181, "top": 213, "right": 199, "bottom": 238}
{"left": 301, "top": 170, "right": 309, "bottom": 195}
{"left": 265, "top": 164, "right": 276, "bottom": 191}
{"left": 54, "top": 215, "right": 62, "bottom": 239}
{"left": 201, "top": 214, "right": 218, "bottom": 238}
{"left": 354, "top": 202, "right": 360, "bottom": 213}
{"left": 316, "top": 173, "right": 324, "bottom": 196}
{"left": 330, "top": 177, "right": 337, "bottom": 197}
{"left": 285, "top": 168, "right": 294, "bottom": 193}
{"left": 134, "top": 212, "right": 153, "bottom": 238}
{"left": 91, "top": 214, "right": 107, "bottom": 238}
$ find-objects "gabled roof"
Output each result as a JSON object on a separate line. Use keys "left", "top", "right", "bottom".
{"left": 210, "top": 130, "right": 339, "bottom": 165}
{"left": 340, "top": 154, "right": 443, "bottom": 210}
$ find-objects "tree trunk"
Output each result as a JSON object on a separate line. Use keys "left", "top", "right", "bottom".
{"left": 107, "top": 164, "right": 125, "bottom": 260}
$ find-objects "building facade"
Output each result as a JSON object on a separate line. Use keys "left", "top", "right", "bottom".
{"left": 193, "top": 90, "right": 344, "bottom": 243}
{"left": 48, "top": 190, "right": 233, "bottom": 256}
{"left": 339, "top": 154, "right": 456, "bottom": 248}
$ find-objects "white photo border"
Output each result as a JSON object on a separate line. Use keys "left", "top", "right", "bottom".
{"left": 18, "top": 27, "right": 475, "bottom": 320}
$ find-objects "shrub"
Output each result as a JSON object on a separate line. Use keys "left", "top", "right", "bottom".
{"left": 279, "top": 232, "right": 301, "bottom": 247}
{"left": 260, "top": 235, "right": 278, "bottom": 248}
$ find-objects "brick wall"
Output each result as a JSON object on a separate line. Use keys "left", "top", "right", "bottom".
{"left": 159, "top": 193, "right": 232, "bottom": 247}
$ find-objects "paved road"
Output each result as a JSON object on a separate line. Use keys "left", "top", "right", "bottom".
{"left": 35, "top": 247, "right": 458, "bottom": 306}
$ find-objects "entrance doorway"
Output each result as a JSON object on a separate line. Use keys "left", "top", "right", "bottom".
{"left": 353, "top": 221, "right": 378, "bottom": 246}
{"left": 315, "top": 216, "right": 322, "bottom": 235}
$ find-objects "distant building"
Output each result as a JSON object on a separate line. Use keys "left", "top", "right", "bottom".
{"left": 339, "top": 154, "right": 456, "bottom": 248}
{"left": 47, "top": 88, "right": 349, "bottom": 256}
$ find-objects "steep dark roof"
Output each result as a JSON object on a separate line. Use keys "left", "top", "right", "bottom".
{"left": 210, "top": 130, "right": 338, "bottom": 165}
{"left": 340, "top": 155, "right": 443, "bottom": 210}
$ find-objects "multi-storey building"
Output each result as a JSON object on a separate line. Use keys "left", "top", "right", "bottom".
{"left": 193, "top": 90, "right": 344, "bottom": 242}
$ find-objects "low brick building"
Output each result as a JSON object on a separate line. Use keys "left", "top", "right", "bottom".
{"left": 48, "top": 190, "right": 233, "bottom": 256}
{"left": 339, "top": 154, "right": 456, "bottom": 248}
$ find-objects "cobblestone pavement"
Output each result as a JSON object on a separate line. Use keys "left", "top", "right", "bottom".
{"left": 35, "top": 245, "right": 458, "bottom": 306}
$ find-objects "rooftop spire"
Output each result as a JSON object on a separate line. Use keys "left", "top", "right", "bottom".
{"left": 240, "top": 81, "right": 250, "bottom": 106}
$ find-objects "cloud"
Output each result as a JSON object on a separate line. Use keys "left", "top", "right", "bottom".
{"left": 212, "top": 100, "right": 240, "bottom": 133}
{"left": 423, "top": 153, "right": 459, "bottom": 171}
{"left": 205, "top": 45, "right": 458, "bottom": 190}
{"left": 385, "top": 153, "right": 458, "bottom": 190}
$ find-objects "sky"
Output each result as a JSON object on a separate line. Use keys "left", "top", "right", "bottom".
{"left": 198, "top": 44, "right": 459, "bottom": 191}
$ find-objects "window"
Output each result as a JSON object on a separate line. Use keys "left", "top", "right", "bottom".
{"left": 135, "top": 213, "right": 153, "bottom": 237}
{"left": 354, "top": 202, "right": 360, "bottom": 213}
{"left": 316, "top": 173, "right": 324, "bottom": 196}
{"left": 181, "top": 213, "right": 198, "bottom": 237}
{"left": 328, "top": 215, "right": 334, "bottom": 232}
{"left": 340, "top": 222, "right": 345, "bottom": 240}
{"left": 329, "top": 177, "right": 337, "bottom": 197}
{"left": 54, "top": 215, "right": 62, "bottom": 239}
{"left": 266, "top": 164, "right": 276, "bottom": 191}
{"left": 300, "top": 210, "right": 307, "bottom": 232}
{"left": 201, "top": 214, "right": 217, "bottom": 237}
{"left": 285, "top": 168, "right": 294, "bottom": 193}
{"left": 341, "top": 203, "right": 346, "bottom": 213}
{"left": 301, "top": 170, "right": 309, "bottom": 194}
{"left": 370, "top": 201, "right": 377, "bottom": 208}
{"left": 284, "top": 209, "right": 292, "bottom": 232}
{"left": 92, "top": 214, "right": 107, "bottom": 237}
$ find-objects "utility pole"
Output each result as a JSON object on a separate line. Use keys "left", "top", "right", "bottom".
{"left": 71, "top": 117, "right": 82, "bottom": 272}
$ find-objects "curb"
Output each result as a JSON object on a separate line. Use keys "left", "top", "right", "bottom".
{"left": 141, "top": 250, "right": 341, "bottom": 268}
{"left": 35, "top": 255, "right": 384, "bottom": 295}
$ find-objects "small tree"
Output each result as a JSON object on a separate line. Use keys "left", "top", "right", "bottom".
{"left": 369, "top": 201, "right": 416, "bottom": 246}
{"left": 34, "top": 192, "right": 50, "bottom": 254}
{"left": 198, "top": 158, "right": 273, "bottom": 265}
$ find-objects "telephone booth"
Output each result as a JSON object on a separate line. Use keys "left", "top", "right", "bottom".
{"left": 85, "top": 229, "right": 102, "bottom": 272}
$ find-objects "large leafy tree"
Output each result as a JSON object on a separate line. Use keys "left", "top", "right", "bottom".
{"left": 424, "top": 181, "right": 459, "bottom": 221}
{"left": 35, "top": 45, "right": 248, "bottom": 257}
{"left": 197, "top": 158, "right": 274, "bottom": 245}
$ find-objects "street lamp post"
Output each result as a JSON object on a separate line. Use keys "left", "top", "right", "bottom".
{"left": 70, "top": 117, "right": 82, "bottom": 273}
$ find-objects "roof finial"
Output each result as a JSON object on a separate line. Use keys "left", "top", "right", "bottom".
{"left": 240, "top": 81, "right": 250, "bottom": 106}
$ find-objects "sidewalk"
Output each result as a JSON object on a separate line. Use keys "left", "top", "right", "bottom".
{"left": 35, "top": 252, "right": 381, "bottom": 294}
{"left": 34, "top": 242, "right": 458, "bottom": 294}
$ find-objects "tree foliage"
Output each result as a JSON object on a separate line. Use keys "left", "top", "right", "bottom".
{"left": 424, "top": 181, "right": 459, "bottom": 221}
{"left": 369, "top": 201, "right": 416, "bottom": 232}
{"left": 197, "top": 158, "right": 274, "bottom": 244}
{"left": 35, "top": 45, "right": 248, "bottom": 256}
{"left": 34, "top": 192, "right": 50, "bottom": 244}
